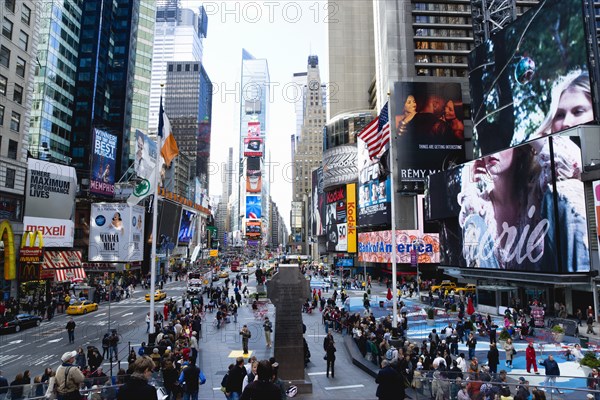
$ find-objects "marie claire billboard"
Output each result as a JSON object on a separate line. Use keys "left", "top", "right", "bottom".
{"left": 89, "top": 203, "right": 145, "bottom": 262}
{"left": 24, "top": 159, "right": 77, "bottom": 247}
{"left": 90, "top": 128, "right": 117, "bottom": 196}
{"left": 358, "top": 230, "right": 440, "bottom": 264}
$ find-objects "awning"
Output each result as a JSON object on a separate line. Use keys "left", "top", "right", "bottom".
{"left": 55, "top": 267, "right": 86, "bottom": 282}
{"left": 42, "top": 251, "right": 82, "bottom": 269}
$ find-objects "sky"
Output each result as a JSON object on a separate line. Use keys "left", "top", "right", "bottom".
{"left": 180, "top": 0, "right": 331, "bottom": 230}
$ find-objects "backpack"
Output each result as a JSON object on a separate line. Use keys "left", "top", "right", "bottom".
{"left": 385, "top": 347, "right": 396, "bottom": 360}
{"left": 220, "top": 372, "right": 229, "bottom": 393}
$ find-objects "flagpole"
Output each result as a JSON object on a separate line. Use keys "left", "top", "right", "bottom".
{"left": 148, "top": 87, "right": 164, "bottom": 341}
{"left": 387, "top": 93, "right": 399, "bottom": 334}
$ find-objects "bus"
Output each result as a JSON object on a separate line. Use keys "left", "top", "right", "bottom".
{"left": 230, "top": 260, "right": 240, "bottom": 272}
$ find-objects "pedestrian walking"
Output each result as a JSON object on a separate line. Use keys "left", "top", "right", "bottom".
{"left": 539, "top": 354, "right": 562, "bottom": 394}
{"left": 504, "top": 338, "right": 515, "bottom": 368}
{"left": 466, "top": 332, "right": 477, "bottom": 360}
{"left": 101, "top": 333, "right": 110, "bottom": 360}
{"left": 263, "top": 317, "right": 273, "bottom": 348}
{"left": 65, "top": 318, "right": 76, "bottom": 344}
{"left": 55, "top": 351, "right": 85, "bottom": 400}
{"left": 240, "top": 360, "right": 280, "bottom": 400}
{"left": 145, "top": 312, "right": 150, "bottom": 333}
{"left": 240, "top": 325, "right": 252, "bottom": 355}
{"left": 109, "top": 330, "right": 119, "bottom": 361}
{"left": 178, "top": 362, "right": 205, "bottom": 400}
{"left": 577, "top": 308, "right": 583, "bottom": 327}
{"left": 588, "top": 312, "right": 596, "bottom": 335}
{"left": 376, "top": 359, "right": 403, "bottom": 400}
{"left": 587, "top": 368, "right": 600, "bottom": 400}
{"left": 116, "top": 356, "right": 158, "bottom": 400}
{"left": 325, "top": 338, "right": 336, "bottom": 378}
{"left": 487, "top": 343, "right": 500, "bottom": 374}
{"left": 525, "top": 342, "right": 539, "bottom": 374}
{"left": 225, "top": 357, "right": 246, "bottom": 400}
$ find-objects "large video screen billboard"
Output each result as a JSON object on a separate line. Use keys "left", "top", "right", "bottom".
{"left": 178, "top": 210, "right": 196, "bottom": 244}
{"left": 358, "top": 230, "right": 440, "bottom": 264}
{"left": 245, "top": 196, "right": 261, "bottom": 219}
{"left": 90, "top": 128, "right": 117, "bottom": 196}
{"left": 469, "top": 0, "right": 593, "bottom": 157}
{"left": 427, "top": 135, "right": 589, "bottom": 273}
{"left": 391, "top": 82, "right": 465, "bottom": 188}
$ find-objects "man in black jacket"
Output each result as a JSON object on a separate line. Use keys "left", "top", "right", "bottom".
{"left": 376, "top": 359, "right": 404, "bottom": 400}
{"left": 226, "top": 357, "right": 246, "bottom": 400}
{"left": 240, "top": 360, "right": 280, "bottom": 400}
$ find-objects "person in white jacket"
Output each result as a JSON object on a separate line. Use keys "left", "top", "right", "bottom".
{"left": 456, "top": 353, "right": 468, "bottom": 373}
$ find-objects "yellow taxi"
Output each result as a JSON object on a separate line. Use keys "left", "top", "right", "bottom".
{"left": 455, "top": 284, "right": 477, "bottom": 294}
{"left": 66, "top": 300, "right": 98, "bottom": 315}
{"left": 145, "top": 290, "right": 167, "bottom": 302}
{"left": 218, "top": 270, "right": 229, "bottom": 279}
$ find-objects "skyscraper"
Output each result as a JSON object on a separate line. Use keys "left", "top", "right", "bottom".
{"left": 149, "top": 2, "right": 206, "bottom": 131}
{"left": 0, "top": 0, "right": 39, "bottom": 213}
{"left": 70, "top": 0, "right": 141, "bottom": 180}
{"left": 29, "top": 0, "right": 81, "bottom": 163}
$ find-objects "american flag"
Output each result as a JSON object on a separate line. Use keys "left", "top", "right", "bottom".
{"left": 357, "top": 102, "right": 390, "bottom": 160}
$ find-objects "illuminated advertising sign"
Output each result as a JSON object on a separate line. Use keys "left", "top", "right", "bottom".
{"left": 90, "top": 128, "right": 117, "bottom": 196}
{"left": 358, "top": 230, "right": 440, "bottom": 264}
{"left": 391, "top": 81, "right": 465, "bottom": 188}
{"left": 246, "top": 220, "right": 261, "bottom": 238}
{"left": 246, "top": 170, "right": 262, "bottom": 193}
{"left": 311, "top": 167, "right": 326, "bottom": 236}
{"left": 247, "top": 121, "right": 261, "bottom": 137}
{"left": 245, "top": 196, "right": 262, "bottom": 219}
{"left": 358, "top": 132, "right": 391, "bottom": 227}
{"left": 427, "top": 135, "right": 589, "bottom": 273}
{"left": 346, "top": 183, "right": 357, "bottom": 253}
{"left": 469, "top": 0, "right": 592, "bottom": 157}
{"left": 178, "top": 210, "right": 196, "bottom": 244}
{"left": 243, "top": 137, "right": 263, "bottom": 157}
{"left": 89, "top": 203, "right": 145, "bottom": 262}
{"left": 594, "top": 181, "right": 600, "bottom": 265}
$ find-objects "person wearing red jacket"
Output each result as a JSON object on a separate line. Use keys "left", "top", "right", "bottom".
{"left": 526, "top": 342, "right": 539, "bottom": 374}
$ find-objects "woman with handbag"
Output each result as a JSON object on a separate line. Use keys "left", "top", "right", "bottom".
{"left": 504, "top": 338, "right": 515, "bottom": 368}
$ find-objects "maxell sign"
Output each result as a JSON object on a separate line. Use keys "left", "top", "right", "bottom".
{"left": 24, "top": 159, "right": 77, "bottom": 247}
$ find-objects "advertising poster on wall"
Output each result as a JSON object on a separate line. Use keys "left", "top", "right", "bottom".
{"left": 311, "top": 167, "right": 326, "bottom": 236}
{"left": 358, "top": 230, "right": 440, "bottom": 264}
{"left": 247, "top": 121, "right": 261, "bottom": 137}
{"left": 89, "top": 203, "right": 144, "bottom": 262}
{"left": 246, "top": 170, "right": 262, "bottom": 193}
{"left": 594, "top": 181, "right": 600, "bottom": 263}
{"left": 245, "top": 196, "right": 262, "bottom": 219}
{"left": 134, "top": 129, "right": 157, "bottom": 180}
{"left": 24, "top": 159, "right": 77, "bottom": 247}
{"left": 469, "top": 0, "right": 592, "bottom": 157}
{"left": 325, "top": 186, "right": 347, "bottom": 252}
{"left": 243, "top": 137, "right": 263, "bottom": 157}
{"left": 427, "top": 135, "right": 589, "bottom": 273}
{"left": 346, "top": 183, "right": 357, "bottom": 253}
{"left": 391, "top": 81, "right": 465, "bottom": 188}
{"left": 178, "top": 210, "right": 196, "bottom": 244}
{"left": 90, "top": 128, "right": 117, "bottom": 197}
{"left": 322, "top": 145, "right": 358, "bottom": 188}
{"left": 358, "top": 128, "right": 391, "bottom": 227}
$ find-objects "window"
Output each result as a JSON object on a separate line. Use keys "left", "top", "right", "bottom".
{"left": 9, "top": 111, "right": 19, "bottom": 131}
{"left": 0, "top": 104, "right": 4, "bottom": 125}
{"left": 7, "top": 139, "right": 17, "bottom": 159}
{"left": 168, "top": 64, "right": 173, "bottom": 72}
{"left": 18, "top": 30, "right": 28, "bottom": 51}
{"left": 176, "top": 64, "right": 182, "bottom": 72}
{"left": 12, "top": 83, "right": 22, "bottom": 104}
{"left": 0, "top": 74, "right": 6, "bottom": 96}
{"left": 2, "top": 17, "right": 12, "bottom": 39}
{"left": 5, "top": 168, "right": 15, "bottom": 189}
{"left": 185, "top": 64, "right": 190, "bottom": 72}
{"left": 0, "top": 46, "right": 10, "bottom": 68}
{"left": 15, "top": 57, "right": 24, "bottom": 77}
{"left": 21, "top": 4, "right": 31, "bottom": 25}
{"left": 4, "top": 0, "right": 14, "bottom": 13}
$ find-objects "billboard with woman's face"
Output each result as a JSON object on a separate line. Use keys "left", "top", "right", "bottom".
{"left": 427, "top": 135, "right": 589, "bottom": 273}
{"left": 469, "top": 0, "right": 593, "bottom": 157}
{"left": 391, "top": 82, "right": 466, "bottom": 190}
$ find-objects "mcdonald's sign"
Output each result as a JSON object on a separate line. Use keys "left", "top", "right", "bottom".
{"left": 19, "top": 231, "right": 44, "bottom": 263}
{"left": 0, "top": 220, "right": 15, "bottom": 280}
{"left": 20, "top": 262, "right": 40, "bottom": 282}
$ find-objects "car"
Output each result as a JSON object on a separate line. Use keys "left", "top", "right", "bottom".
{"left": 219, "top": 270, "right": 229, "bottom": 279}
{"left": 455, "top": 284, "right": 477, "bottom": 294}
{"left": 430, "top": 280, "right": 457, "bottom": 292}
{"left": 67, "top": 300, "right": 99, "bottom": 315}
{"left": 212, "top": 274, "right": 220, "bottom": 282}
{"left": 0, "top": 313, "right": 42, "bottom": 333}
{"left": 145, "top": 289, "right": 167, "bottom": 302}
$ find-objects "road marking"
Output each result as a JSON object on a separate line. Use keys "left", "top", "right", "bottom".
{"left": 213, "top": 387, "right": 223, "bottom": 391}
{"left": 94, "top": 313, "right": 107, "bottom": 318}
{"left": 324, "top": 384, "right": 364, "bottom": 391}
{"left": 307, "top": 372, "right": 327, "bottom": 376}
{"left": 48, "top": 338, "right": 62, "bottom": 343}
{"left": 307, "top": 334, "right": 326, "bottom": 337}
{"left": 122, "top": 312, "right": 134, "bottom": 317}
{"left": 8, "top": 340, "right": 23, "bottom": 344}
